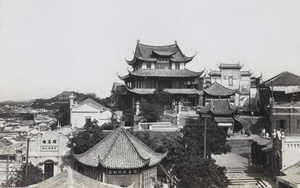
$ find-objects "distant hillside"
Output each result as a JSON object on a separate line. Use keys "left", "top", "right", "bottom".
{"left": 0, "top": 100, "right": 34, "bottom": 105}
{"left": 0, "top": 91, "right": 111, "bottom": 110}
{"left": 31, "top": 91, "right": 92, "bottom": 109}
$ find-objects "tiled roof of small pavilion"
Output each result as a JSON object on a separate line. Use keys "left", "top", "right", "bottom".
{"left": 126, "top": 88, "right": 202, "bottom": 95}
{"left": 73, "top": 127, "right": 167, "bottom": 169}
{"left": 119, "top": 69, "right": 204, "bottom": 80}
{"left": 218, "top": 63, "right": 243, "bottom": 69}
{"left": 26, "top": 167, "right": 121, "bottom": 188}
{"left": 259, "top": 71, "right": 300, "bottom": 87}
{"left": 203, "top": 82, "right": 237, "bottom": 97}
{"left": 197, "top": 99, "right": 238, "bottom": 115}
{"left": 126, "top": 42, "right": 195, "bottom": 65}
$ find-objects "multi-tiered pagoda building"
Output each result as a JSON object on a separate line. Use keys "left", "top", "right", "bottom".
{"left": 118, "top": 41, "right": 204, "bottom": 113}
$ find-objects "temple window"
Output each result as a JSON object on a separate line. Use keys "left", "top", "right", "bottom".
{"left": 145, "top": 81, "right": 152, "bottom": 88}
{"left": 53, "top": 140, "right": 57, "bottom": 144}
{"left": 155, "top": 63, "right": 169, "bottom": 69}
{"left": 85, "top": 117, "right": 91, "bottom": 124}
{"left": 42, "top": 140, "right": 46, "bottom": 144}
{"left": 297, "top": 120, "right": 300, "bottom": 131}
{"left": 146, "top": 62, "right": 151, "bottom": 69}
{"left": 229, "top": 76, "right": 233, "bottom": 86}
{"left": 276, "top": 119, "right": 286, "bottom": 130}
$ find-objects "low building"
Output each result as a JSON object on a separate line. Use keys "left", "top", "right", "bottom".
{"left": 28, "top": 130, "right": 70, "bottom": 179}
{"left": 271, "top": 102, "right": 300, "bottom": 177}
{"left": 73, "top": 127, "right": 167, "bottom": 188}
{"left": 70, "top": 97, "right": 109, "bottom": 128}
{"left": 258, "top": 71, "right": 300, "bottom": 113}
{"left": 197, "top": 99, "right": 239, "bottom": 132}
{"left": 251, "top": 136, "right": 273, "bottom": 175}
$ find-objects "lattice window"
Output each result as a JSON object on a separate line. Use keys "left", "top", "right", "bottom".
{"left": 143, "top": 167, "right": 157, "bottom": 188}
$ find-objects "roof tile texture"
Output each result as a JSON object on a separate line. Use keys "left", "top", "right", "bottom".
{"left": 73, "top": 128, "right": 166, "bottom": 169}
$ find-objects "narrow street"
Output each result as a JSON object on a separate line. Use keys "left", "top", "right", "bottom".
{"left": 212, "top": 153, "right": 276, "bottom": 188}
{"left": 212, "top": 134, "right": 277, "bottom": 188}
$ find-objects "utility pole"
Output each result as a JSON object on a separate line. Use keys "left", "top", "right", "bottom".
{"left": 25, "top": 137, "right": 29, "bottom": 174}
{"left": 204, "top": 117, "right": 207, "bottom": 158}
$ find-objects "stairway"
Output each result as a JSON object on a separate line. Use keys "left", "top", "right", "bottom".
{"left": 227, "top": 166, "right": 270, "bottom": 188}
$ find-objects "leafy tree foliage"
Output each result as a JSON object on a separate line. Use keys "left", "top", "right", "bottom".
{"left": 180, "top": 119, "right": 230, "bottom": 158}
{"left": 174, "top": 156, "right": 229, "bottom": 188}
{"left": 132, "top": 131, "right": 184, "bottom": 163}
{"left": 139, "top": 89, "right": 172, "bottom": 122}
{"left": 23, "top": 113, "right": 34, "bottom": 120}
{"left": 133, "top": 119, "right": 230, "bottom": 188}
{"left": 68, "top": 120, "right": 109, "bottom": 154}
{"left": 2, "top": 163, "right": 43, "bottom": 187}
{"left": 55, "top": 103, "right": 70, "bottom": 126}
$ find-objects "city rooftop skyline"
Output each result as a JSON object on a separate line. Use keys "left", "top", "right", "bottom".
{"left": 1, "top": 0, "right": 300, "bottom": 102}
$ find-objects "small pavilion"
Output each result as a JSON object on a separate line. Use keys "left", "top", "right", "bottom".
{"left": 197, "top": 99, "right": 239, "bottom": 132}
{"left": 72, "top": 127, "right": 167, "bottom": 188}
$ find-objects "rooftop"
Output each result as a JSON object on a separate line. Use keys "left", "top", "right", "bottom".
{"left": 126, "top": 42, "right": 195, "bottom": 65}
{"left": 119, "top": 69, "right": 204, "bottom": 80}
{"left": 204, "top": 82, "right": 237, "bottom": 97}
{"left": 26, "top": 167, "right": 122, "bottom": 188}
{"left": 197, "top": 99, "right": 238, "bottom": 115}
{"left": 126, "top": 88, "right": 202, "bottom": 95}
{"left": 260, "top": 71, "right": 300, "bottom": 87}
{"left": 73, "top": 127, "right": 167, "bottom": 169}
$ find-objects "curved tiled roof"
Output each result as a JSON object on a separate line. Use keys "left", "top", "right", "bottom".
{"left": 73, "top": 127, "right": 167, "bottom": 169}
{"left": 204, "top": 82, "right": 237, "bottom": 96}
{"left": 126, "top": 88, "right": 202, "bottom": 95}
{"left": 197, "top": 99, "right": 238, "bottom": 115}
{"left": 27, "top": 167, "right": 122, "bottom": 188}
{"left": 119, "top": 69, "right": 204, "bottom": 80}
{"left": 126, "top": 42, "right": 195, "bottom": 65}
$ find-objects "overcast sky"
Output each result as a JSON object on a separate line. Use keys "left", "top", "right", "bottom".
{"left": 1, "top": 0, "right": 300, "bottom": 102}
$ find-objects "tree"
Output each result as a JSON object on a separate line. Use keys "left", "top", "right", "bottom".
{"left": 55, "top": 103, "right": 70, "bottom": 126}
{"left": 139, "top": 89, "right": 172, "bottom": 122}
{"left": 132, "top": 119, "right": 230, "bottom": 188}
{"left": 174, "top": 156, "right": 229, "bottom": 188}
{"left": 2, "top": 163, "right": 43, "bottom": 187}
{"left": 180, "top": 118, "right": 230, "bottom": 158}
{"left": 68, "top": 120, "right": 109, "bottom": 154}
{"left": 23, "top": 113, "right": 34, "bottom": 120}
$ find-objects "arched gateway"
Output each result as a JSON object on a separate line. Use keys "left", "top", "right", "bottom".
{"left": 72, "top": 127, "right": 167, "bottom": 188}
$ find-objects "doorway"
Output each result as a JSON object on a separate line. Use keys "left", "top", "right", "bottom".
{"left": 44, "top": 160, "right": 54, "bottom": 180}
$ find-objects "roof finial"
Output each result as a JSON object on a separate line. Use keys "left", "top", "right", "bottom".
{"left": 137, "top": 39, "right": 140, "bottom": 43}
{"left": 175, "top": 40, "right": 177, "bottom": 44}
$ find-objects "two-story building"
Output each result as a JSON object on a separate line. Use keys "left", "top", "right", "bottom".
{"left": 207, "top": 63, "right": 261, "bottom": 113}
{"left": 258, "top": 71, "right": 300, "bottom": 114}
